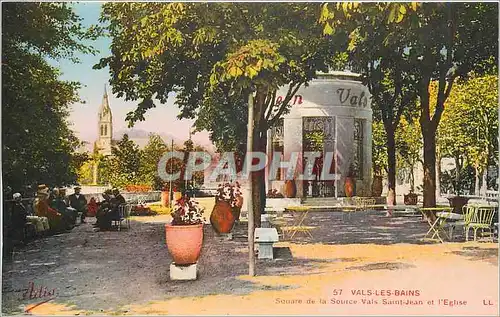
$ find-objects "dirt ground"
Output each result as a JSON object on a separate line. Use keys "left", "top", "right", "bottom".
{"left": 2, "top": 210, "right": 498, "bottom": 316}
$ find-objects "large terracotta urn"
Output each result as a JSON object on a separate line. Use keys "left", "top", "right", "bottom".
{"left": 344, "top": 177, "right": 355, "bottom": 197}
{"left": 161, "top": 191, "right": 169, "bottom": 207}
{"left": 284, "top": 180, "right": 297, "bottom": 198}
{"left": 371, "top": 176, "right": 383, "bottom": 197}
{"left": 165, "top": 223, "right": 203, "bottom": 265}
{"left": 210, "top": 200, "right": 235, "bottom": 234}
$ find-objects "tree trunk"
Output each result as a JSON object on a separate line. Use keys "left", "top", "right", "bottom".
{"left": 454, "top": 154, "right": 461, "bottom": 195}
{"left": 250, "top": 89, "right": 268, "bottom": 228}
{"left": 385, "top": 123, "right": 397, "bottom": 205}
{"left": 410, "top": 164, "right": 415, "bottom": 193}
{"left": 246, "top": 92, "right": 255, "bottom": 277}
{"left": 481, "top": 168, "right": 488, "bottom": 197}
{"left": 92, "top": 161, "right": 98, "bottom": 185}
{"left": 422, "top": 127, "right": 437, "bottom": 208}
{"left": 435, "top": 155, "right": 441, "bottom": 199}
{"left": 474, "top": 166, "right": 480, "bottom": 196}
{"left": 251, "top": 131, "right": 266, "bottom": 229}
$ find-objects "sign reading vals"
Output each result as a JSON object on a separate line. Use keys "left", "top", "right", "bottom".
{"left": 276, "top": 88, "right": 369, "bottom": 108}
{"left": 336, "top": 88, "right": 369, "bottom": 108}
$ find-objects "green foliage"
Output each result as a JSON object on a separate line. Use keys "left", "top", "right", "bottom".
{"left": 372, "top": 121, "right": 388, "bottom": 176}
{"left": 99, "top": 134, "right": 142, "bottom": 188}
{"left": 321, "top": 2, "right": 498, "bottom": 204}
{"left": 96, "top": 2, "right": 345, "bottom": 138}
{"left": 140, "top": 134, "right": 169, "bottom": 189}
{"left": 395, "top": 117, "right": 422, "bottom": 191}
{"left": 438, "top": 73, "right": 498, "bottom": 174}
{"left": 2, "top": 2, "right": 95, "bottom": 191}
{"left": 94, "top": 133, "right": 208, "bottom": 191}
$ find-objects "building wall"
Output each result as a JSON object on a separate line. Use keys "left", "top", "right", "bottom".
{"left": 268, "top": 73, "right": 372, "bottom": 197}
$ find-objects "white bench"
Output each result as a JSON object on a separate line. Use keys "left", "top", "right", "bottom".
{"left": 254, "top": 228, "right": 279, "bottom": 259}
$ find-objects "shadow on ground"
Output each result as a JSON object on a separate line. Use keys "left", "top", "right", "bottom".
{"left": 449, "top": 246, "right": 498, "bottom": 266}
{"left": 273, "top": 210, "right": 436, "bottom": 245}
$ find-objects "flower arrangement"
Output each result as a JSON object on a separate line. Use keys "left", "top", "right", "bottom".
{"left": 125, "top": 184, "right": 152, "bottom": 192}
{"left": 215, "top": 182, "right": 242, "bottom": 207}
{"left": 171, "top": 195, "right": 205, "bottom": 225}
{"left": 131, "top": 204, "right": 157, "bottom": 216}
{"left": 266, "top": 189, "right": 284, "bottom": 198}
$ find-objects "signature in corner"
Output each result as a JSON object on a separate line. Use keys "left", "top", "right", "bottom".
{"left": 21, "top": 281, "right": 57, "bottom": 313}
{"left": 22, "top": 281, "right": 57, "bottom": 301}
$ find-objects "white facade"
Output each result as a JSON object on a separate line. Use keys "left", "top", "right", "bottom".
{"left": 267, "top": 72, "right": 372, "bottom": 198}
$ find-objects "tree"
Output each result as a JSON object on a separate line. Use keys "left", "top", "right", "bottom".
{"left": 437, "top": 73, "right": 498, "bottom": 195}
{"left": 372, "top": 120, "right": 388, "bottom": 178}
{"left": 321, "top": 2, "right": 420, "bottom": 204}
{"left": 97, "top": 3, "right": 345, "bottom": 229}
{"left": 395, "top": 117, "right": 422, "bottom": 193}
{"left": 100, "top": 134, "right": 142, "bottom": 188}
{"left": 2, "top": 2, "right": 95, "bottom": 191}
{"left": 321, "top": 2, "right": 498, "bottom": 207}
{"left": 140, "top": 133, "right": 169, "bottom": 190}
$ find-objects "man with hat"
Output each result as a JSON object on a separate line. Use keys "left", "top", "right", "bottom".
{"left": 68, "top": 185, "right": 88, "bottom": 224}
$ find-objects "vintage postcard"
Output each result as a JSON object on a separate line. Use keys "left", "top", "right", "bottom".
{"left": 2, "top": 1, "right": 499, "bottom": 316}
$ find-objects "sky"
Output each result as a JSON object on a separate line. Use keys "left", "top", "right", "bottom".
{"left": 55, "top": 2, "right": 213, "bottom": 150}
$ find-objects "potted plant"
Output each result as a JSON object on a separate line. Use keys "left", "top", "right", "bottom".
{"left": 210, "top": 182, "right": 242, "bottom": 233}
{"left": 165, "top": 195, "right": 205, "bottom": 265}
{"left": 404, "top": 174, "right": 418, "bottom": 205}
{"left": 284, "top": 180, "right": 297, "bottom": 198}
{"left": 344, "top": 164, "right": 356, "bottom": 197}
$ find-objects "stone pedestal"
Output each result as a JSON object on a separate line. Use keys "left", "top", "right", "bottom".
{"left": 261, "top": 214, "right": 271, "bottom": 228}
{"left": 170, "top": 263, "right": 197, "bottom": 281}
{"left": 254, "top": 228, "right": 279, "bottom": 260}
{"left": 257, "top": 242, "right": 274, "bottom": 259}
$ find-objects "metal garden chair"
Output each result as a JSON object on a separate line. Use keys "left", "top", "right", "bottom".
{"left": 465, "top": 206, "right": 497, "bottom": 242}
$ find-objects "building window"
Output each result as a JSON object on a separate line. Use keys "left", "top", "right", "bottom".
{"left": 100, "top": 125, "right": 104, "bottom": 136}
{"left": 104, "top": 125, "right": 107, "bottom": 136}
{"left": 353, "top": 119, "right": 364, "bottom": 179}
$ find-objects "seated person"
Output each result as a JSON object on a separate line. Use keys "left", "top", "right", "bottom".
{"left": 87, "top": 197, "right": 98, "bottom": 217}
{"left": 112, "top": 188, "right": 126, "bottom": 205}
{"left": 49, "top": 188, "right": 75, "bottom": 230}
{"left": 95, "top": 190, "right": 119, "bottom": 231}
{"left": 68, "top": 186, "right": 88, "bottom": 223}
{"left": 34, "top": 185, "right": 65, "bottom": 233}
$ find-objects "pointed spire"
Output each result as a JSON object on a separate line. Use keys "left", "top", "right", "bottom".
{"left": 104, "top": 84, "right": 108, "bottom": 97}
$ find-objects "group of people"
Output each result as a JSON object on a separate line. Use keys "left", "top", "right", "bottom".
{"left": 3, "top": 185, "right": 129, "bottom": 261}
{"left": 33, "top": 184, "right": 88, "bottom": 233}
{"left": 6, "top": 185, "right": 127, "bottom": 236}
{"left": 94, "top": 188, "right": 126, "bottom": 231}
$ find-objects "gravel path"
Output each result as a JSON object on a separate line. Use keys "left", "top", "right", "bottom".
{"left": 2, "top": 212, "right": 498, "bottom": 315}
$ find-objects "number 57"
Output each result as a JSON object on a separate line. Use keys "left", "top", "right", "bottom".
{"left": 332, "top": 289, "right": 343, "bottom": 295}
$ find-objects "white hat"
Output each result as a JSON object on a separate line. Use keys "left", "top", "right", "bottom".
{"left": 13, "top": 193, "right": 22, "bottom": 200}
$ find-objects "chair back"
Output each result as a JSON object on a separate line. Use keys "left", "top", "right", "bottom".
{"left": 462, "top": 205, "right": 477, "bottom": 224}
{"left": 470, "top": 206, "right": 496, "bottom": 226}
{"left": 118, "top": 204, "right": 126, "bottom": 218}
{"left": 124, "top": 204, "right": 132, "bottom": 217}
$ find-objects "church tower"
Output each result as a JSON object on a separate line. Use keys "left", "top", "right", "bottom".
{"left": 96, "top": 85, "right": 113, "bottom": 156}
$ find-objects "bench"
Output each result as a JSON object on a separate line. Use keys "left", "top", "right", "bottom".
{"left": 254, "top": 228, "right": 279, "bottom": 259}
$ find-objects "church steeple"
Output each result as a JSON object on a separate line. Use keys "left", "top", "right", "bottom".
{"left": 96, "top": 84, "right": 113, "bottom": 156}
